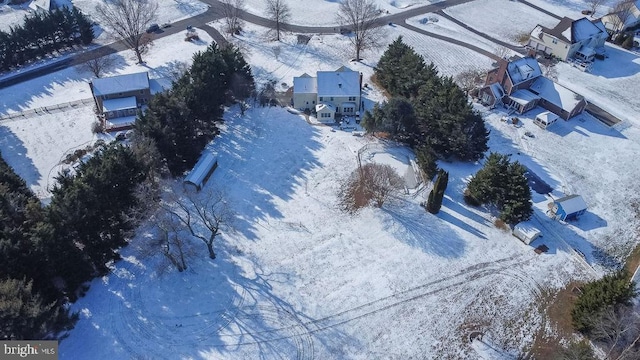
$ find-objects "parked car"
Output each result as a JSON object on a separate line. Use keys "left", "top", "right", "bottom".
{"left": 581, "top": 9, "right": 593, "bottom": 15}
{"left": 146, "top": 23, "right": 160, "bottom": 33}
{"left": 161, "top": 22, "right": 171, "bottom": 28}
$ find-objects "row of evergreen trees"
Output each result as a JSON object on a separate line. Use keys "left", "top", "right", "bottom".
{"left": 136, "top": 44, "right": 254, "bottom": 176}
{"left": 364, "top": 36, "right": 489, "bottom": 172}
{"left": 0, "top": 144, "right": 149, "bottom": 340}
{"left": 0, "top": 6, "right": 94, "bottom": 72}
{"left": 1, "top": 43, "right": 255, "bottom": 340}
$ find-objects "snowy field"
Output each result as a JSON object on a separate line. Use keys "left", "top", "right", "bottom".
{"left": 393, "top": 26, "right": 494, "bottom": 77}
{"left": 0, "top": 29, "right": 213, "bottom": 197}
{"left": 59, "top": 105, "right": 593, "bottom": 359}
{"left": 526, "top": 0, "right": 618, "bottom": 20}
{"left": 405, "top": 14, "right": 518, "bottom": 57}
{"left": 444, "top": 0, "right": 559, "bottom": 46}
{"left": 240, "top": 0, "right": 440, "bottom": 26}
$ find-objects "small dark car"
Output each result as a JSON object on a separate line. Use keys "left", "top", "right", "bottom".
{"left": 146, "top": 23, "right": 160, "bottom": 33}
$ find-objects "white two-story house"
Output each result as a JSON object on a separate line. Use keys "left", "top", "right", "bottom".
{"left": 527, "top": 17, "right": 608, "bottom": 62}
{"left": 292, "top": 66, "right": 362, "bottom": 122}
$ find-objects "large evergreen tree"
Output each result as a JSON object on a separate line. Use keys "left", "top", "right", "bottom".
{"left": 467, "top": 153, "right": 532, "bottom": 224}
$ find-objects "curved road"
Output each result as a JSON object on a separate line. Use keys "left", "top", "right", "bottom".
{"left": 0, "top": 0, "right": 558, "bottom": 89}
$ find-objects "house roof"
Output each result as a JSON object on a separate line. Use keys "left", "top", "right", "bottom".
{"left": 529, "top": 77, "right": 584, "bottom": 113}
{"left": 506, "top": 57, "right": 542, "bottom": 85}
{"left": 539, "top": 17, "right": 573, "bottom": 43}
{"left": 317, "top": 69, "right": 360, "bottom": 97}
{"left": 293, "top": 73, "right": 317, "bottom": 94}
{"left": 102, "top": 96, "right": 137, "bottom": 112}
{"left": 536, "top": 111, "right": 559, "bottom": 124}
{"left": 149, "top": 78, "right": 172, "bottom": 95}
{"left": 514, "top": 221, "right": 541, "bottom": 240}
{"left": 509, "top": 89, "right": 540, "bottom": 106}
{"left": 315, "top": 103, "right": 335, "bottom": 112}
{"left": 571, "top": 17, "right": 605, "bottom": 42}
{"left": 29, "top": 0, "right": 52, "bottom": 11}
{"left": 537, "top": 17, "right": 606, "bottom": 44}
{"left": 104, "top": 115, "right": 137, "bottom": 130}
{"left": 184, "top": 152, "right": 218, "bottom": 188}
{"left": 91, "top": 72, "right": 150, "bottom": 97}
{"left": 555, "top": 194, "right": 587, "bottom": 214}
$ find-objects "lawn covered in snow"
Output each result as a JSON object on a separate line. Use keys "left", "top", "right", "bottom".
{"left": 0, "top": 29, "right": 213, "bottom": 198}
{"left": 59, "top": 105, "right": 592, "bottom": 359}
{"left": 444, "top": 0, "right": 559, "bottom": 46}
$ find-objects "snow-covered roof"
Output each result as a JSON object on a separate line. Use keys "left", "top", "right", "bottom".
{"left": 184, "top": 152, "right": 218, "bottom": 189}
{"left": 509, "top": 89, "right": 540, "bottom": 105}
{"left": 535, "top": 111, "right": 559, "bottom": 124}
{"left": 572, "top": 18, "right": 603, "bottom": 42}
{"left": 555, "top": 194, "right": 587, "bottom": 214}
{"left": 529, "top": 77, "right": 584, "bottom": 113}
{"left": 29, "top": 0, "right": 52, "bottom": 12}
{"left": 315, "top": 103, "right": 334, "bottom": 112}
{"left": 514, "top": 222, "right": 541, "bottom": 240}
{"left": 91, "top": 72, "right": 150, "bottom": 97}
{"left": 149, "top": 78, "right": 172, "bottom": 95}
{"left": 506, "top": 57, "right": 542, "bottom": 85}
{"left": 104, "top": 115, "right": 137, "bottom": 130}
{"left": 591, "top": 19, "right": 607, "bottom": 33}
{"left": 489, "top": 83, "right": 505, "bottom": 99}
{"left": 293, "top": 73, "right": 317, "bottom": 94}
{"left": 317, "top": 69, "right": 360, "bottom": 97}
{"left": 577, "top": 47, "right": 596, "bottom": 57}
{"left": 102, "top": 96, "right": 137, "bottom": 112}
{"left": 530, "top": 25, "right": 543, "bottom": 39}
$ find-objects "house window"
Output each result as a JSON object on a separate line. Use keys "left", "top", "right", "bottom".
{"left": 552, "top": 38, "right": 558, "bottom": 44}
{"left": 319, "top": 97, "right": 324, "bottom": 101}
{"left": 140, "top": 90, "right": 144, "bottom": 94}
{"left": 118, "top": 92, "right": 123, "bottom": 96}
{"left": 330, "top": 97, "right": 334, "bottom": 101}
{"left": 312, "top": 101, "right": 315, "bottom": 104}
{"left": 348, "top": 96, "right": 356, "bottom": 101}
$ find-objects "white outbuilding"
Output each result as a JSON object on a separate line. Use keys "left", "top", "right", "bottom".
{"left": 184, "top": 152, "right": 218, "bottom": 191}
{"left": 513, "top": 222, "right": 542, "bottom": 245}
{"left": 534, "top": 111, "right": 559, "bottom": 129}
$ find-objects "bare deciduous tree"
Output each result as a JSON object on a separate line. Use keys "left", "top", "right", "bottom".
{"left": 76, "top": 54, "right": 115, "bottom": 78}
{"left": 455, "top": 69, "right": 485, "bottom": 94}
{"left": 95, "top": 0, "right": 159, "bottom": 64}
{"left": 585, "top": 0, "right": 606, "bottom": 17}
{"left": 219, "top": 0, "right": 245, "bottom": 35}
{"left": 154, "top": 212, "right": 190, "bottom": 272}
{"left": 337, "top": 0, "right": 384, "bottom": 61}
{"left": 591, "top": 305, "right": 640, "bottom": 360}
{"left": 340, "top": 162, "right": 404, "bottom": 213}
{"left": 264, "top": 0, "right": 290, "bottom": 41}
{"left": 609, "top": 0, "right": 635, "bottom": 32}
{"left": 163, "top": 190, "right": 233, "bottom": 260}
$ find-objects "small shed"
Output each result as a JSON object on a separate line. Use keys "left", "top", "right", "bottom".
{"left": 534, "top": 111, "right": 559, "bottom": 129}
{"left": 184, "top": 152, "right": 218, "bottom": 191}
{"left": 513, "top": 222, "right": 541, "bottom": 245}
{"left": 552, "top": 194, "right": 587, "bottom": 221}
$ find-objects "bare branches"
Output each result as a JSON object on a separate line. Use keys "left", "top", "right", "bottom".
{"left": 454, "top": 69, "right": 485, "bottom": 94}
{"left": 336, "top": 0, "right": 384, "bottom": 60}
{"left": 339, "top": 162, "right": 404, "bottom": 213}
{"left": 219, "top": 0, "right": 245, "bottom": 35}
{"left": 585, "top": 0, "right": 606, "bottom": 17}
{"left": 264, "top": 0, "right": 290, "bottom": 41}
{"left": 95, "top": 0, "right": 158, "bottom": 63}
{"left": 609, "top": 0, "right": 635, "bottom": 32}
{"left": 162, "top": 189, "right": 234, "bottom": 260}
{"left": 75, "top": 54, "right": 116, "bottom": 78}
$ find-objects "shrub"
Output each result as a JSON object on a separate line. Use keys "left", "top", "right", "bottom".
{"left": 339, "top": 163, "right": 403, "bottom": 213}
{"left": 622, "top": 35, "right": 634, "bottom": 49}
{"left": 91, "top": 121, "right": 104, "bottom": 134}
{"left": 463, "top": 188, "right": 481, "bottom": 206}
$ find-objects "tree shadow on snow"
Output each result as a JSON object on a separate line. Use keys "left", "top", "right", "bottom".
{"left": 202, "top": 106, "right": 323, "bottom": 241}
{"left": 382, "top": 202, "right": 467, "bottom": 258}
{"left": 0, "top": 125, "right": 41, "bottom": 189}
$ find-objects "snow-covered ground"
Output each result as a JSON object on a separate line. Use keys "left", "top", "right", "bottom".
{"left": 405, "top": 14, "right": 518, "bottom": 57}
{"left": 526, "top": 0, "right": 618, "bottom": 20}
{"left": 240, "top": 0, "right": 440, "bottom": 26}
{"left": 58, "top": 105, "right": 594, "bottom": 359}
{"left": 444, "top": 0, "right": 559, "bottom": 46}
{"left": 2, "top": 0, "right": 640, "bottom": 357}
{"left": 393, "top": 25, "right": 494, "bottom": 77}
{"left": 0, "top": 29, "right": 213, "bottom": 198}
